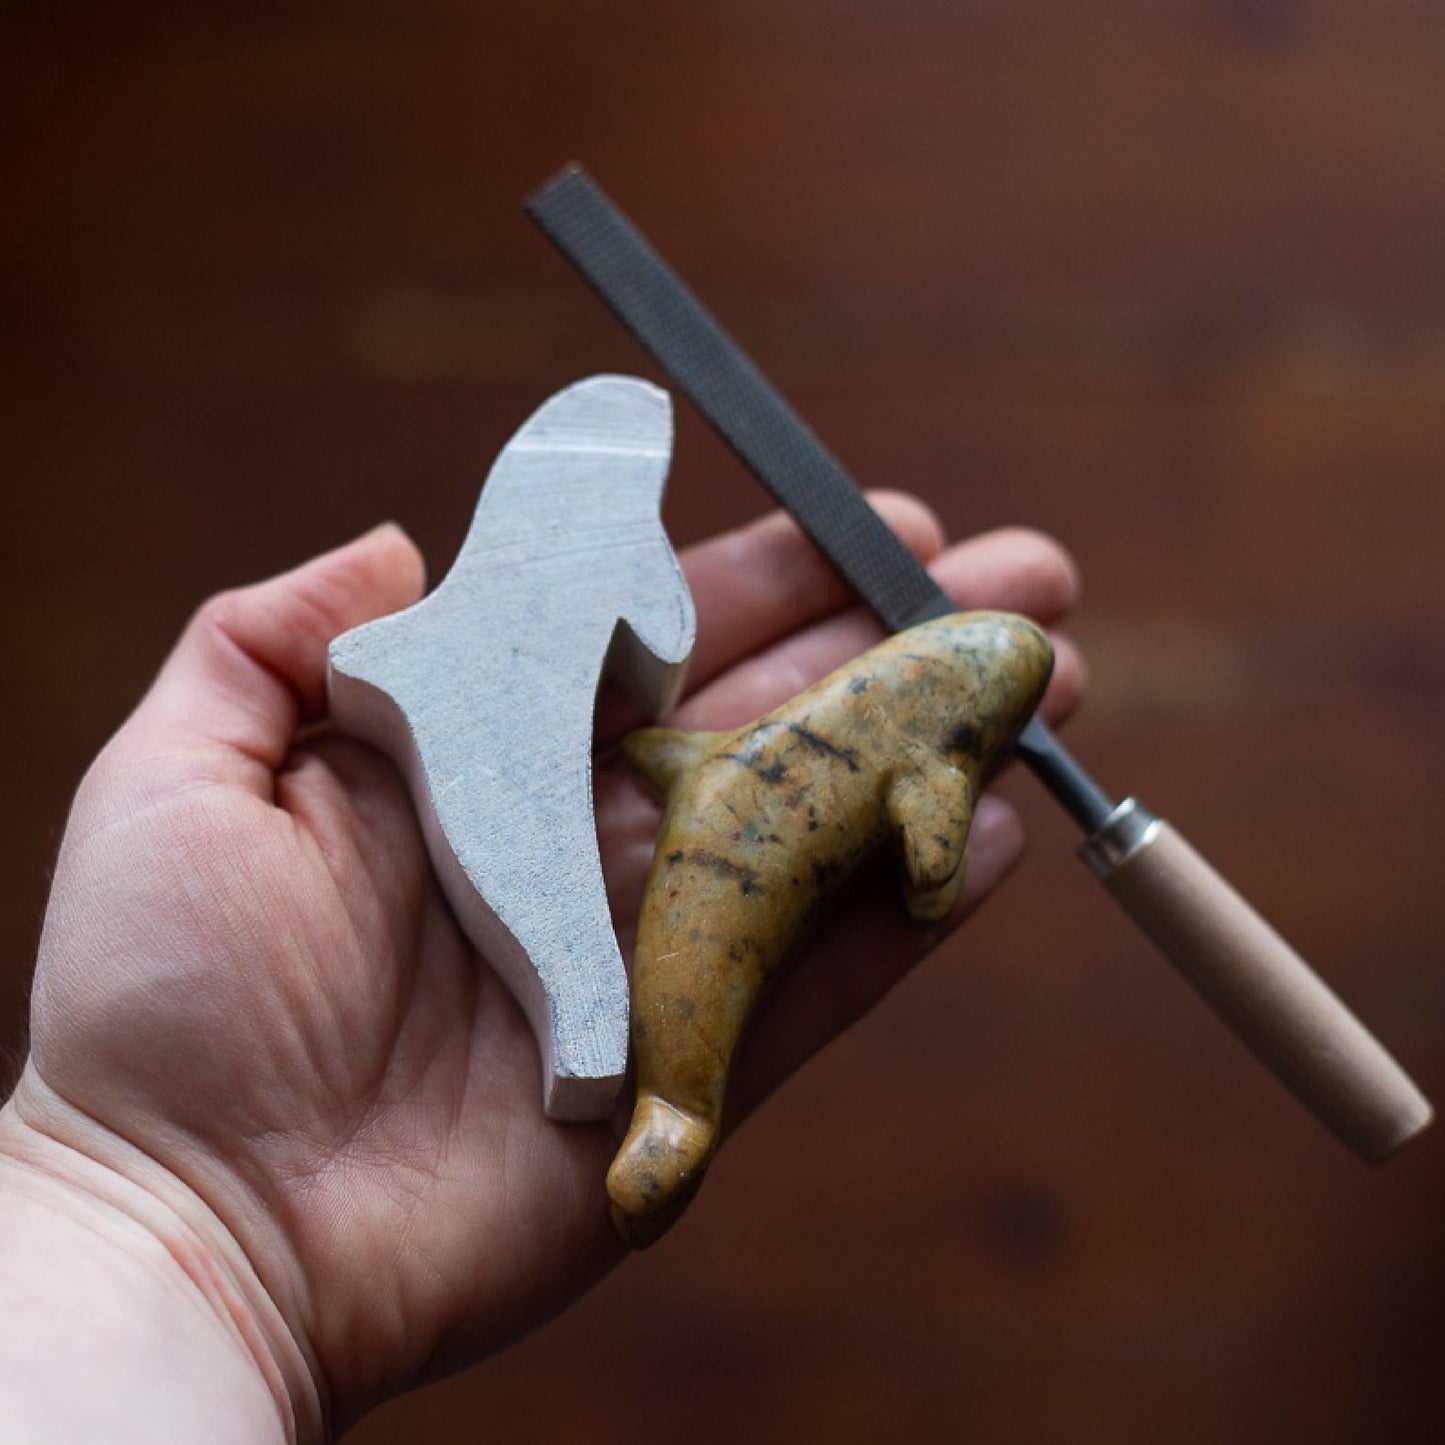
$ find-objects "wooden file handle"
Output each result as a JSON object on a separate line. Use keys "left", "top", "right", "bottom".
{"left": 1081, "top": 800, "right": 1432, "bottom": 1160}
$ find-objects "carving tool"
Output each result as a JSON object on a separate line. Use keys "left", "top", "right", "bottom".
{"left": 526, "top": 165, "right": 1431, "bottom": 1161}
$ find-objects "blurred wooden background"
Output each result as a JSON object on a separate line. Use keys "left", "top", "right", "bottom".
{"left": 3, "top": 2, "right": 1444, "bottom": 1441}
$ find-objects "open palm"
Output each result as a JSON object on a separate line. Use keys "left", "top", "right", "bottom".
{"left": 8, "top": 496, "right": 1080, "bottom": 1434}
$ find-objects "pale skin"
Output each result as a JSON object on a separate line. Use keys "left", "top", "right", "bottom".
{"left": 0, "top": 492, "right": 1084, "bottom": 1443}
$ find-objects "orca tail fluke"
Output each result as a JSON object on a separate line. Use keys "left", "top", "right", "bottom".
{"left": 607, "top": 1093, "right": 718, "bottom": 1248}
{"left": 622, "top": 727, "right": 717, "bottom": 797}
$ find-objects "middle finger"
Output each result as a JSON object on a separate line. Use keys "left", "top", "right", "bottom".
{"left": 671, "top": 527, "right": 1083, "bottom": 731}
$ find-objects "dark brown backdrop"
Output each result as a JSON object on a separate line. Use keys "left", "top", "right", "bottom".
{"left": 3, "top": 3, "right": 1443, "bottom": 1441}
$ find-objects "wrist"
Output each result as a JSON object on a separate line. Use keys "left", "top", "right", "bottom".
{"left": 0, "top": 1075, "right": 328, "bottom": 1445}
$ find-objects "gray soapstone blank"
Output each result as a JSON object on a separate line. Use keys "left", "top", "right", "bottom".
{"left": 327, "top": 375, "right": 696, "bottom": 1121}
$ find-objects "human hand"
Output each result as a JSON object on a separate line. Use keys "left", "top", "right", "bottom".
{"left": 0, "top": 495, "right": 1081, "bottom": 1440}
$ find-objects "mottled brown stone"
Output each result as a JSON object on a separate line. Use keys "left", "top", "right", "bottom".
{"left": 609, "top": 611, "right": 1054, "bottom": 1247}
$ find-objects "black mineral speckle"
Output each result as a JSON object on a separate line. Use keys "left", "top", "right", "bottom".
{"left": 950, "top": 722, "right": 980, "bottom": 754}
{"left": 786, "top": 723, "right": 861, "bottom": 771}
{"left": 811, "top": 858, "right": 843, "bottom": 888}
{"left": 687, "top": 850, "right": 764, "bottom": 897}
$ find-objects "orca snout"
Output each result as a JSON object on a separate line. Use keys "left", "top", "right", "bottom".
{"left": 997, "top": 612, "right": 1054, "bottom": 712}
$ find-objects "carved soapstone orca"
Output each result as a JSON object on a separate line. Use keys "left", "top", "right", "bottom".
{"left": 609, "top": 611, "right": 1053, "bottom": 1246}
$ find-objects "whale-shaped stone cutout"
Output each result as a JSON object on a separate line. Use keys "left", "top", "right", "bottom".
{"left": 328, "top": 375, "right": 696, "bottom": 1121}
{"left": 607, "top": 611, "right": 1053, "bottom": 1245}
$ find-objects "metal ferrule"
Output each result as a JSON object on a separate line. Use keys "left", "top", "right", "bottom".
{"left": 1079, "top": 797, "right": 1161, "bottom": 880}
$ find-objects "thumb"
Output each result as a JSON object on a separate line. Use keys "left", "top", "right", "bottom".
{"left": 125, "top": 523, "right": 426, "bottom": 784}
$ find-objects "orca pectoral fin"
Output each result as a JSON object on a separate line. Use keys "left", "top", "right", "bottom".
{"left": 901, "top": 850, "right": 969, "bottom": 926}
{"left": 886, "top": 754, "right": 976, "bottom": 922}
{"left": 622, "top": 726, "right": 719, "bottom": 796}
